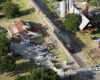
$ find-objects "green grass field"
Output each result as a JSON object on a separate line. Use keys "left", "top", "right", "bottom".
{"left": 0, "top": 0, "right": 41, "bottom": 29}
{"left": 53, "top": 47, "right": 70, "bottom": 63}
{"left": 71, "top": 76, "right": 84, "bottom": 80}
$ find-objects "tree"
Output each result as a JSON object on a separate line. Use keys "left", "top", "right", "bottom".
{"left": 3, "top": 1, "right": 20, "bottom": 18}
{"left": 14, "top": 67, "right": 60, "bottom": 80}
{"left": 0, "top": 33, "right": 10, "bottom": 56}
{"left": 89, "top": 0, "right": 100, "bottom": 15}
{"left": 64, "top": 13, "right": 82, "bottom": 32}
{"left": 0, "top": 55, "right": 16, "bottom": 73}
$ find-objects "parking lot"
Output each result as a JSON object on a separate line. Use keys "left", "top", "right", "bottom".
{"left": 10, "top": 41, "right": 90, "bottom": 80}
{"left": 10, "top": 42, "right": 51, "bottom": 68}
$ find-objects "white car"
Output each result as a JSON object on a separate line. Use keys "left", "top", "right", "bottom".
{"left": 35, "top": 61, "right": 40, "bottom": 65}
{"left": 37, "top": 47, "right": 44, "bottom": 51}
{"left": 94, "top": 67, "right": 100, "bottom": 71}
{"left": 38, "top": 54, "right": 44, "bottom": 58}
{"left": 20, "top": 41, "right": 25, "bottom": 45}
{"left": 47, "top": 54, "right": 56, "bottom": 59}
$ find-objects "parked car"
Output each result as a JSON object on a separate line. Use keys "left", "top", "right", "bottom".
{"left": 28, "top": 58, "right": 34, "bottom": 62}
{"left": 11, "top": 49, "right": 14, "bottom": 53}
{"left": 47, "top": 54, "right": 56, "bottom": 59}
{"left": 94, "top": 67, "right": 100, "bottom": 71}
{"left": 12, "top": 53, "right": 20, "bottom": 57}
{"left": 54, "top": 64, "right": 61, "bottom": 69}
{"left": 30, "top": 42, "right": 34, "bottom": 44}
{"left": 20, "top": 54, "right": 27, "bottom": 59}
{"left": 38, "top": 54, "right": 45, "bottom": 58}
{"left": 93, "top": 65, "right": 100, "bottom": 71}
{"left": 50, "top": 60, "right": 57, "bottom": 63}
{"left": 61, "top": 68, "right": 67, "bottom": 71}
{"left": 37, "top": 47, "right": 44, "bottom": 51}
{"left": 40, "top": 48, "right": 48, "bottom": 52}
{"left": 35, "top": 61, "right": 40, "bottom": 65}
{"left": 35, "top": 43, "right": 42, "bottom": 46}
{"left": 20, "top": 41, "right": 25, "bottom": 45}
{"left": 26, "top": 43, "right": 33, "bottom": 46}
{"left": 91, "top": 37, "right": 100, "bottom": 42}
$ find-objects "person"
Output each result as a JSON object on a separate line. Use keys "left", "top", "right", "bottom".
{"left": 69, "top": 66, "right": 71, "bottom": 70}
{"left": 65, "top": 74, "right": 67, "bottom": 79}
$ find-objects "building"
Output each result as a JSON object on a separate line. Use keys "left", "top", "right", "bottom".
{"left": 70, "top": 6, "right": 97, "bottom": 34}
{"left": 7, "top": 20, "right": 42, "bottom": 39}
{"left": 0, "top": 10, "right": 3, "bottom": 16}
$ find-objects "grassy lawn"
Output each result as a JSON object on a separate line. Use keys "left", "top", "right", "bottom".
{"left": 71, "top": 76, "right": 84, "bottom": 80}
{"left": 53, "top": 47, "right": 70, "bottom": 63}
{"left": 91, "top": 15, "right": 100, "bottom": 20}
{"left": 0, "top": 56, "right": 38, "bottom": 80}
{"left": 0, "top": 0, "right": 41, "bottom": 29}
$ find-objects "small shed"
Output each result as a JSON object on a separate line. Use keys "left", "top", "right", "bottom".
{"left": 0, "top": 10, "right": 3, "bottom": 16}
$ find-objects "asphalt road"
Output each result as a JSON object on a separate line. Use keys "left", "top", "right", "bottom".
{"left": 75, "top": 1, "right": 99, "bottom": 14}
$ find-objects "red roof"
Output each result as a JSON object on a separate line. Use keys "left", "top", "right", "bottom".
{"left": 7, "top": 20, "right": 27, "bottom": 35}
{"left": 0, "top": 10, "right": 3, "bottom": 16}
{"left": 28, "top": 27, "right": 41, "bottom": 34}
{"left": 0, "top": 10, "right": 3, "bottom": 13}
{"left": 7, "top": 26, "right": 14, "bottom": 35}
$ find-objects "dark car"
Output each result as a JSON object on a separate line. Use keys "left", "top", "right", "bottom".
{"left": 11, "top": 49, "right": 14, "bottom": 53}
{"left": 91, "top": 37, "right": 99, "bottom": 40}
{"left": 54, "top": 64, "right": 61, "bottom": 69}
{"left": 20, "top": 54, "right": 27, "bottom": 59}
{"left": 12, "top": 53, "right": 20, "bottom": 57}
{"left": 30, "top": 42, "right": 35, "bottom": 44}
{"left": 29, "top": 58, "right": 34, "bottom": 62}
{"left": 68, "top": 75, "right": 71, "bottom": 80}
{"left": 40, "top": 48, "right": 48, "bottom": 52}
{"left": 50, "top": 60, "right": 57, "bottom": 63}
{"left": 35, "top": 43, "right": 42, "bottom": 46}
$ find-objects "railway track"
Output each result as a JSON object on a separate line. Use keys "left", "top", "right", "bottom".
{"left": 72, "top": 54, "right": 95, "bottom": 80}
{"left": 32, "top": 0, "right": 95, "bottom": 80}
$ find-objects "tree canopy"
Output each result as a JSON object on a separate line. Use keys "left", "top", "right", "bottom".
{"left": 64, "top": 13, "right": 82, "bottom": 32}
{"left": 0, "top": 32, "right": 16, "bottom": 73}
{"left": 0, "top": 55, "right": 16, "bottom": 73}
{"left": 14, "top": 67, "right": 60, "bottom": 80}
{"left": 89, "top": 0, "right": 100, "bottom": 6}
{"left": 3, "top": 1, "right": 20, "bottom": 18}
{"left": 0, "top": 33, "right": 10, "bottom": 56}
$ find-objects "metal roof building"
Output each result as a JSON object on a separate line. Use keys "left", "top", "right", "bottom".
{"left": 70, "top": 6, "right": 90, "bottom": 30}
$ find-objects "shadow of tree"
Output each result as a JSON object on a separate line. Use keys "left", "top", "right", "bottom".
{"left": 0, "top": 0, "right": 8, "bottom": 5}
{"left": 9, "top": 60, "right": 38, "bottom": 77}
{"left": 28, "top": 21, "right": 48, "bottom": 37}
{"left": 65, "top": 30, "right": 86, "bottom": 52}
{"left": 0, "top": 6, "right": 3, "bottom": 10}
{"left": 19, "top": 8, "right": 32, "bottom": 17}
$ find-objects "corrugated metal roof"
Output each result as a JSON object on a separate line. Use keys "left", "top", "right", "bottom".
{"left": 70, "top": 6, "right": 90, "bottom": 30}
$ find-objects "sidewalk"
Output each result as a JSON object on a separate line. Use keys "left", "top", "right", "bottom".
{"left": 75, "top": 1, "right": 99, "bottom": 13}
